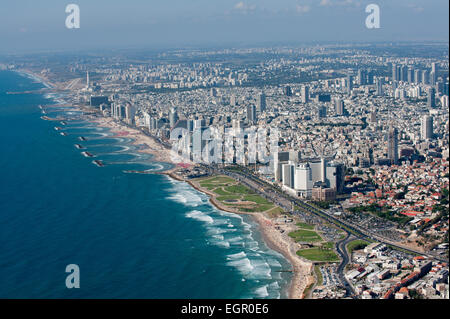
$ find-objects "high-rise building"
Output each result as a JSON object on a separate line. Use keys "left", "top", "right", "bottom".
{"left": 407, "top": 68, "right": 414, "bottom": 83}
{"left": 392, "top": 64, "right": 397, "bottom": 82}
{"left": 392, "top": 64, "right": 402, "bottom": 83}
{"left": 421, "top": 115, "right": 434, "bottom": 140}
{"left": 318, "top": 105, "right": 327, "bottom": 119}
{"left": 169, "top": 107, "right": 178, "bottom": 128}
{"left": 334, "top": 98, "right": 346, "bottom": 116}
{"left": 86, "top": 71, "right": 90, "bottom": 89}
{"left": 293, "top": 163, "right": 313, "bottom": 198}
{"left": 431, "top": 62, "right": 438, "bottom": 83}
{"left": 358, "top": 69, "right": 367, "bottom": 86}
{"left": 414, "top": 69, "right": 421, "bottom": 84}
{"left": 347, "top": 74, "right": 353, "bottom": 95}
{"left": 192, "top": 120, "right": 207, "bottom": 162}
{"left": 246, "top": 104, "right": 257, "bottom": 124}
{"left": 427, "top": 87, "right": 436, "bottom": 108}
{"left": 388, "top": 126, "right": 399, "bottom": 165}
{"left": 125, "top": 104, "right": 135, "bottom": 125}
{"left": 257, "top": 93, "right": 266, "bottom": 113}
{"left": 282, "top": 163, "right": 295, "bottom": 189}
{"left": 422, "top": 70, "right": 429, "bottom": 85}
{"left": 400, "top": 65, "right": 408, "bottom": 82}
{"left": 375, "top": 77, "right": 384, "bottom": 96}
{"left": 301, "top": 86, "right": 309, "bottom": 103}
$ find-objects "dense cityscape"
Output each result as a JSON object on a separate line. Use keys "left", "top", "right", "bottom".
{"left": 1, "top": 41, "right": 448, "bottom": 299}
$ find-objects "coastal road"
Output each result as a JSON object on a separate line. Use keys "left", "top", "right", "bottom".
{"left": 215, "top": 165, "right": 447, "bottom": 263}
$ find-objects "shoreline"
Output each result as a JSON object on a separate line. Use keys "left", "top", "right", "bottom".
{"left": 15, "top": 69, "right": 56, "bottom": 89}
{"left": 16, "top": 69, "right": 314, "bottom": 300}
{"left": 81, "top": 113, "right": 315, "bottom": 299}
{"left": 171, "top": 171, "right": 314, "bottom": 299}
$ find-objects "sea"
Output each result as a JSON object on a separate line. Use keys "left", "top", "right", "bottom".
{"left": 0, "top": 70, "right": 292, "bottom": 298}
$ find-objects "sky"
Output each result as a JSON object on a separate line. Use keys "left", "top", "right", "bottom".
{"left": 0, "top": 0, "right": 448, "bottom": 54}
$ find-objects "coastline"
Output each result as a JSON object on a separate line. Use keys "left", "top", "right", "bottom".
{"left": 16, "top": 69, "right": 56, "bottom": 89}
{"left": 170, "top": 171, "right": 314, "bottom": 299}
{"left": 15, "top": 69, "right": 314, "bottom": 300}
{"left": 87, "top": 114, "right": 315, "bottom": 299}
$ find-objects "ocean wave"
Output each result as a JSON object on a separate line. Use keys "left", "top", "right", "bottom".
{"left": 227, "top": 251, "right": 247, "bottom": 260}
{"left": 186, "top": 210, "right": 214, "bottom": 224}
{"left": 254, "top": 285, "right": 269, "bottom": 298}
{"left": 166, "top": 181, "right": 207, "bottom": 207}
{"left": 227, "top": 257, "right": 254, "bottom": 274}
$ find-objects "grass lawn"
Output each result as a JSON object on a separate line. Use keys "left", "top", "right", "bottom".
{"left": 296, "top": 222, "right": 315, "bottom": 230}
{"left": 225, "top": 184, "right": 255, "bottom": 194}
{"left": 321, "top": 242, "right": 335, "bottom": 249}
{"left": 199, "top": 183, "right": 219, "bottom": 190}
{"left": 216, "top": 195, "right": 242, "bottom": 201}
{"left": 296, "top": 248, "right": 339, "bottom": 262}
{"left": 242, "top": 194, "right": 272, "bottom": 205}
{"left": 213, "top": 188, "right": 232, "bottom": 195}
{"left": 288, "top": 229, "right": 322, "bottom": 242}
{"left": 201, "top": 178, "right": 276, "bottom": 213}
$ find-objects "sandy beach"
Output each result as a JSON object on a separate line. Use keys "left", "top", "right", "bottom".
{"left": 89, "top": 115, "right": 190, "bottom": 166}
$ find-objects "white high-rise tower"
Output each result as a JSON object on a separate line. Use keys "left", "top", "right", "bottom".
{"left": 86, "top": 71, "right": 90, "bottom": 89}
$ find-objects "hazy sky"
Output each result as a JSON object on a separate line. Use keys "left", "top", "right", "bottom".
{"left": 0, "top": 0, "right": 448, "bottom": 53}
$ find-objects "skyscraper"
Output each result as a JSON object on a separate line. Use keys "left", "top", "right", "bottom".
{"left": 169, "top": 107, "right": 178, "bottom": 128}
{"left": 400, "top": 65, "right": 408, "bottom": 82}
{"left": 392, "top": 64, "right": 397, "bottom": 82}
{"left": 358, "top": 69, "right": 367, "bottom": 86}
{"left": 422, "top": 70, "right": 429, "bottom": 85}
{"left": 247, "top": 104, "right": 256, "bottom": 124}
{"left": 431, "top": 62, "right": 438, "bottom": 83}
{"left": 334, "top": 98, "right": 345, "bottom": 116}
{"left": 427, "top": 87, "right": 436, "bottom": 108}
{"left": 388, "top": 126, "right": 399, "bottom": 165}
{"left": 301, "top": 86, "right": 309, "bottom": 103}
{"left": 407, "top": 68, "right": 414, "bottom": 83}
{"left": 421, "top": 115, "right": 434, "bottom": 140}
{"left": 257, "top": 93, "right": 266, "bottom": 113}
{"left": 347, "top": 74, "right": 353, "bottom": 95}
{"left": 375, "top": 77, "right": 384, "bottom": 96}
{"left": 125, "top": 104, "right": 135, "bottom": 125}
{"left": 86, "top": 71, "right": 90, "bottom": 89}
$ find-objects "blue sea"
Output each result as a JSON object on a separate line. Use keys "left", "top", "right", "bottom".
{"left": 0, "top": 70, "right": 292, "bottom": 299}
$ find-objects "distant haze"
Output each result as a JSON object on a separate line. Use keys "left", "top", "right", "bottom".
{"left": 0, "top": 0, "right": 448, "bottom": 53}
